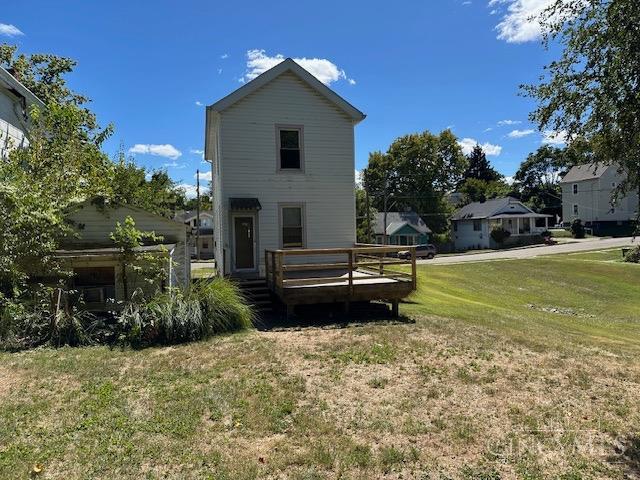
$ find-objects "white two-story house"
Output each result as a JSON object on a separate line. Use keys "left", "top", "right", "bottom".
{"left": 205, "top": 59, "right": 366, "bottom": 277}
{"left": 560, "top": 163, "right": 639, "bottom": 235}
{"left": 0, "top": 66, "right": 45, "bottom": 158}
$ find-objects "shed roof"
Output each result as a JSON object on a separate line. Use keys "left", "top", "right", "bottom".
{"left": 207, "top": 58, "right": 366, "bottom": 123}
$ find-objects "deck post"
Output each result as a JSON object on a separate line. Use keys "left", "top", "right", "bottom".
{"left": 348, "top": 249, "right": 354, "bottom": 295}
{"left": 265, "top": 250, "right": 269, "bottom": 286}
{"left": 391, "top": 300, "right": 399, "bottom": 318}
{"left": 270, "top": 251, "right": 276, "bottom": 289}
{"left": 411, "top": 247, "right": 417, "bottom": 290}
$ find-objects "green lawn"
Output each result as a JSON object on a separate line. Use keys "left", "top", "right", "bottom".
{"left": 1, "top": 251, "right": 639, "bottom": 479}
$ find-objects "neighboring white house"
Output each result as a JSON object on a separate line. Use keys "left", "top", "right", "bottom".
{"left": 174, "top": 210, "right": 215, "bottom": 259}
{"left": 205, "top": 58, "right": 366, "bottom": 277}
{"left": 451, "top": 197, "right": 551, "bottom": 251}
{"left": 0, "top": 66, "right": 45, "bottom": 159}
{"left": 560, "top": 163, "right": 638, "bottom": 235}
{"left": 56, "top": 201, "right": 191, "bottom": 309}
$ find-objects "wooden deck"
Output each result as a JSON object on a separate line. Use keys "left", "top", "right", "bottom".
{"left": 264, "top": 245, "right": 417, "bottom": 317}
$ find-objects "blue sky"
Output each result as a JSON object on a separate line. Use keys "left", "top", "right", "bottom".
{"left": 2, "top": 0, "right": 564, "bottom": 196}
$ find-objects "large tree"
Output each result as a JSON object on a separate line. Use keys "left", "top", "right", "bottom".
{"left": 524, "top": 0, "right": 640, "bottom": 213}
{"left": 514, "top": 145, "right": 570, "bottom": 218}
{"left": 461, "top": 144, "right": 502, "bottom": 183}
{"left": 362, "top": 130, "right": 467, "bottom": 233}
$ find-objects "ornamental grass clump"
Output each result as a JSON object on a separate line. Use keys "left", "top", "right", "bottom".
{"left": 116, "top": 278, "right": 253, "bottom": 348}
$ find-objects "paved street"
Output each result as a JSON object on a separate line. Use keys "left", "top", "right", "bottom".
{"left": 420, "top": 237, "right": 637, "bottom": 265}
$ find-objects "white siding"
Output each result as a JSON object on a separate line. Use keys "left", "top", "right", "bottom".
{"left": 561, "top": 167, "right": 639, "bottom": 223}
{"left": 66, "top": 204, "right": 190, "bottom": 287}
{"left": 453, "top": 220, "right": 490, "bottom": 250}
{"left": 215, "top": 72, "right": 357, "bottom": 275}
{"left": 0, "top": 86, "right": 29, "bottom": 159}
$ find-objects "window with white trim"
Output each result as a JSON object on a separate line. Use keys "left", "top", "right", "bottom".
{"left": 573, "top": 184, "right": 578, "bottom": 195}
{"left": 281, "top": 205, "right": 304, "bottom": 248}
{"left": 277, "top": 127, "right": 303, "bottom": 170}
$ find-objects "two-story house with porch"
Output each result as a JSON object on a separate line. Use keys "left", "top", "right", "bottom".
{"left": 205, "top": 59, "right": 366, "bottom": 277}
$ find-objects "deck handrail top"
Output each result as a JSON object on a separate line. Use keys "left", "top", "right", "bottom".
{"left": 265, "top": 245, "right": 416, "bottom": 256}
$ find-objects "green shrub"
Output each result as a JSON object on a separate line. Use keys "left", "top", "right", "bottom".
{"left": 570, "top": 219, "right": 586, "bottom": 238}
{"left": 117, "top": 278, "right": 253, "bottom": 348}
{"left": 490, "top": 227, "right": 511, "bottom": 246}
{"left": 624, "top": 245, "right": 640, "bottom": 263}
{"left": 0, "top": 287, "right": 98, "bottom": 350}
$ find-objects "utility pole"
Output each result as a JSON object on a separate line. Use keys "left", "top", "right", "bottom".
{"left": 383, "top": 173, "right": 389, "bottom": 245}
{"left": 196, "top": 169, "right": 201, "bottom": 261}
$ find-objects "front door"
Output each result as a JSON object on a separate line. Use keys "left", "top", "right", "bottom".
{"left": 234, "top": 216, "right": 255, "bottom": 270}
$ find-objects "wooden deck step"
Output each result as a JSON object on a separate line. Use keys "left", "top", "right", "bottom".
{"left": 237, "top": 278, "right": 274, "bottom": 314}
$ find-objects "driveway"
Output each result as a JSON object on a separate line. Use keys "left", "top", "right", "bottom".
{"left": 420, "top": 237, "right": 637, "bottom": 265}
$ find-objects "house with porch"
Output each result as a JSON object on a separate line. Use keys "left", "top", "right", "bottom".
{"left": 559, "top": 163, "right": 638, "bottom": 236}
{"left": 373, "top": 211, "right": 431, "bottom": 245}
{"left": 451, "top": 197, "right": 551, "bottom": 251}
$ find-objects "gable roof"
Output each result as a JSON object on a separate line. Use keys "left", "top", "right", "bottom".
{"left": 207, "top": 58, "right": 366, "bottom": 123}
{"left": 560, "top": 163, "right": 611, "bottom": 183}
{"left": 373, "top": 211, "right": 431, "bottom": 236}
{"left": 451, "top": 197, "right": 534, "bottom": 221}
{"left": 0, "top": 66, "right": 46, "bottom": 109}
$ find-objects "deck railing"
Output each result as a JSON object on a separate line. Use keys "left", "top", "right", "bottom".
{"left": 265, "top": 245, "right": 417, "bottom": 293}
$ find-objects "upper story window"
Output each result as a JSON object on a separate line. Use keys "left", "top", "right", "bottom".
{"left": 277, "top": 126, "right": 304, "bottom": 171}
{"left": 573, "top": 184, "right": 578, "bottom": 195}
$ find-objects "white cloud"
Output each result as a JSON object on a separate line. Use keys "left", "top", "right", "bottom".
{"left": 483, "top": 127, "right": 493, "bottom": 132}
{"left": 242, "top": 49, "right": 356, "bottom": 86}
{"left": 508, "top": 128, "right": 535, "bottom": 138}
{"left": 355, "top": 169, "right": 363, "bottom": 188}
{"left": 217, "top": 68, "right": 223, "bottom": 75}
{"left": 458, "top": 137, "right": 503, "bottom": 156}
{"left": 221, "top": 53, "right": 229, "bottom": 59}
{"left": 491, "top": 0, "right": 570, "bottom": 43}
{"left": 497, "top": 119, "right": 521, "bottom": 126}
{"left": 504, "top": 175, "right": 515, "bottom": 185}
{"left": 178, "top": 184, "right": 198, "bottom": 199}
{"left": 128, "top": 144, "right": 182, "bottom": 160}
{"left": 163, "top": 161, "right": 185, "bottom": 168}
{"left": 463, "top": 1, "right": 472, "bottom": 4}
{"left": 0, "top": 23, "right": 23, "bottom": 37}
{"left": 542, "top": 129, "right": 567, "bottom": 145}
{"left": 196, "top": 171, "right": 212, "bottom": 182}
{"left": 195, "top": 101, "right": 204, "bottom": 106}
{"left": 190, "top": 148, "right": 204, "bottom": 156}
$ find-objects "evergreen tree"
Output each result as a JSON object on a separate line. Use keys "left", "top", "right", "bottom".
{"left": 461, "top": 145, "right": 502, "bottom": 183}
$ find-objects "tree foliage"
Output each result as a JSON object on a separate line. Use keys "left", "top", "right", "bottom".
{"left": 461, "top": 145, "right": 502, "bottom": 183}
{"left": 0, "top": 45, "right": 186, "bottom": 301}
{"left": 110, "top": 216, "right": 165, "bottom": 300}
{"left": 362, "top": 130, "right": 467, "bottom": 233}
{"left": 524, "top": 0, "right": 640, "bottom": 207}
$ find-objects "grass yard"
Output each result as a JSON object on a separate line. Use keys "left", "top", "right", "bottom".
{"left": 2, "top": 251, "right": 640, "bottom": 479}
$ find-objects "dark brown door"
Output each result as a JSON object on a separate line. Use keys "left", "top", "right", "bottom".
{"left": 234, "top": 216, "right": 254, "bottom": 269}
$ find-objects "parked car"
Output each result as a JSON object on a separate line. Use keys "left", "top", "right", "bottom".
{"left": 398, "top": 244, "right": 437, "bottom": 260}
